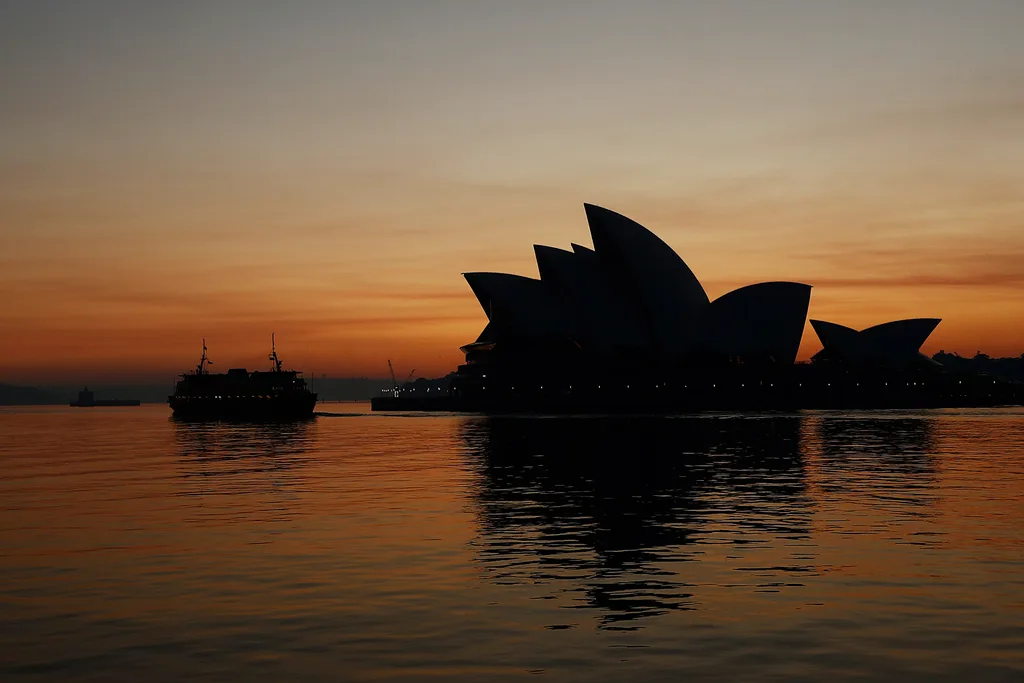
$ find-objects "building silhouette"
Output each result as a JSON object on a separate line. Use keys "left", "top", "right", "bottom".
{"left": 459, "top": 204, "right": 943, "bottom": 372}
{"left": 375, "top": 203, "right": 1019, "bottom": 411}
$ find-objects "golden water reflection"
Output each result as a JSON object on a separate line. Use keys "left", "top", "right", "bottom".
{"left": 1, "top": 406, "right": 1021, "bottom": 681}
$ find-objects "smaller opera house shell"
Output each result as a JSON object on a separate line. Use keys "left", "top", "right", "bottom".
{"left": 810, "top": 318, "right": 941, "bottom": 368}
{"left": 461, "top": 204, "right": 812, "bottom": 368}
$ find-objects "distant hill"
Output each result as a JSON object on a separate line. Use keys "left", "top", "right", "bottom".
{"left": 309, "top": 377, "right": 395, "bottom": 402}
{"left": 44, "top": 384, "right": 171, "bottom": 404}
{"left": 0, "top": 384, "right": 63, "bottom": 406}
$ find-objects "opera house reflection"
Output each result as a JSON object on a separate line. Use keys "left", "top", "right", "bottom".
{"left": 461, "top": 412, "right": 939, "bottom": 629}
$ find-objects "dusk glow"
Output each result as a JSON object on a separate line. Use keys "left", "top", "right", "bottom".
{"left": 3, "top": 5, "right": 1024, "bottom": 679}
{"left": 2, "top": 1, "right": 1023, "bottom": 382}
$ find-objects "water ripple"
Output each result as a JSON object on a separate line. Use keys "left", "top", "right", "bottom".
{"left": 0, "top": 406, "right": 1022, "bottom": 681}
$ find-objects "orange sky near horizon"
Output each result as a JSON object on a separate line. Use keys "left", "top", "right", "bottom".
{"left": 2, "top": 2, "right": 1023, "bottom": 383}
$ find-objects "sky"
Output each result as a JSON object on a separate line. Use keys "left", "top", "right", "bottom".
{"left": 2, "top": 0, "right": 1023, "bottom": 383}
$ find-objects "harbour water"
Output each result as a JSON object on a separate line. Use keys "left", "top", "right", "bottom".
{"left": 1, "top": 405, "right": 1022, "bottom": 681}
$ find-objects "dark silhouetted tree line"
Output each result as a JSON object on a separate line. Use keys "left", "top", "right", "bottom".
{"left": 933, "top": 351, "right": 1024, "bottom": 383}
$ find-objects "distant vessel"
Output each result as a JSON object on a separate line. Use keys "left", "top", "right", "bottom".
{"left": 70, "top": 387, "right": 141, "bottom": 407}
{"left": 168, "top": 335, "right": 317, "bottom": 419}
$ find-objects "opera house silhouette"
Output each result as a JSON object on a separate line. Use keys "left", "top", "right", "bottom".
{"left": 462, "top": 204, "right": 936, "bottom": 367}
{"left": 374, "top": 204, "right": 1020, "bottom": 411}
{"left": 810, "top": 318, "right": 941, "bottom": 368}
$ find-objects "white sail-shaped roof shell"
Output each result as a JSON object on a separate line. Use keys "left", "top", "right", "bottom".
{"left": 534, "top": 244, "right": 647, "bottom": 352}
{"left": 459, "top": 203, "right": 821, "bottom": 366}
{"left": 463, "top": 272, "right": 569, "bottom": 340}
{"left": 808, "top": 320, "right": 860, "bottom": 355}
{"left": 697, "top": 282, "right": 812, "bottom": 364}
{"left": 584, "top": 203, "right": 709, "bottom": 355}
{"left": 860, "top": 319, "right": 941, "bottom": 354}
{"left": 811, "top": 318, "right": 941, "bottom": 366}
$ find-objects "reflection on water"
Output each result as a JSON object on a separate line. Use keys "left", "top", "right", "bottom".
{"left": 172, "top": 420, "right": 316, "bottom": 523}
{"left": 174, "top": 419, "right": 313, "bottom": 478}
{"left": 463, "top": 415, "right": 810, "bottom": 628}
{"left": 810, "top": 415, "right": 938, "bottom": 478}
{"left": 463, "top": 413, "right": 943, "bottom": 630}
{"left": 1, "top": 406, "right": 1022, "bottom": 682}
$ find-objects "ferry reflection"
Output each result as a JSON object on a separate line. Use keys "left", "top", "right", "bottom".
{"left": 173, "top": 420, "right": 313, "bottom": 495}
{"left": 461, "top": 415, "right": 810, "bottom": 629}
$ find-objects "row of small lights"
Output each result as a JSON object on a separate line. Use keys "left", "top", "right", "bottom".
{"left": 176, "top": 395, "right": 279, "bottom": 400}
{"left": 470, "top": 380, "right": 951, "bottom": 390}
{"left": 383, "top": 387, "right": 448, "bottom": 394}
{"left": 384, "top": 379, "right": 989, "bottom": 395}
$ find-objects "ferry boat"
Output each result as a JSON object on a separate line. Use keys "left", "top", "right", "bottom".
{"left": 168, "top": 335, "right": 317, "bottom": 419}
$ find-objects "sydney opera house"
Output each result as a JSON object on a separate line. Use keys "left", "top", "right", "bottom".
{"left": 461, "top": 203, "right": 936, "bottom": 364}
{"left": 375, "top": 204, "right": 1020, "bottom": 410}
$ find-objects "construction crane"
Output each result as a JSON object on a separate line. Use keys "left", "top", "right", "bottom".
{"left": 406, "top": 368, "right": 416, "bottom": 381}
{"left": 387, "top": 359, "right": 398, "bottom": 397}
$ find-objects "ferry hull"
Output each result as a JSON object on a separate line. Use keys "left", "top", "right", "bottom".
{"left": 168, "top": 394, "right": 317, "bottom": 420}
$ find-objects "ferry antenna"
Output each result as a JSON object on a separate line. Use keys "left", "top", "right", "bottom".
{"left": 196, "top": 338, "right": 211, "bottom": 375}
{"left": 269, "top": 333, "right": 283, "bottom": 372}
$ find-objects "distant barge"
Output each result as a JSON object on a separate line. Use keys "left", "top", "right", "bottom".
{"left": 70, "top": 388, "right": 140, "bottom": 407}
{"left": 168, "top": 336, "right": 317, "bottom": 420}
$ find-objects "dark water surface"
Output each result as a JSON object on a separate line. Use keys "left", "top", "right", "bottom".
{"left": 1, "top": 405, "right": 1022, "bottom": 681}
